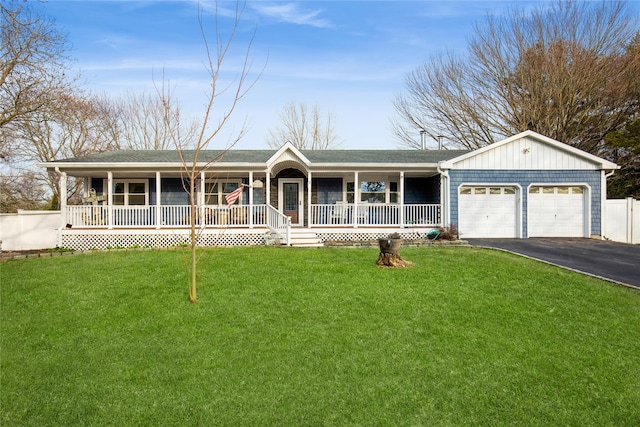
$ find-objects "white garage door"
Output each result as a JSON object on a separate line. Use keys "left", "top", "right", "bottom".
{"left": 528, "top": 186, "right": 586, "bottom": 237}
{"left": 458, "top": 186, "right": 518, "bottom": 238}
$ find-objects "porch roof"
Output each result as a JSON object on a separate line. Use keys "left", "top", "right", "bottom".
{"left": 42, "top": 148, "right": 469, "bottom": 169}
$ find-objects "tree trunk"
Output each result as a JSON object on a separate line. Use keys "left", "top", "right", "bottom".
{"left": 376, "top": 239, "right": 413, "bottom": 268}
{"left": 376, "top": 252, "right": 414, "bottom": 268}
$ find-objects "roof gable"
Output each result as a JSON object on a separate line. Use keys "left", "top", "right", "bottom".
{"left": 441, "top": 130, "right": 618, "bottom": 171}
{"left": 267, "top": 142, "right": 311, "bottom": 174}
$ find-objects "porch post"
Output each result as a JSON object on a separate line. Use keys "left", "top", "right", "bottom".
{"left": 266, "top": 169, "right": 271, "bottom": 206}
{"left": 59, "top": 170, "right": 67, "bottom": 227}
{"left": 107, "top": 172, "right": 113, "bottom": 229}
{"left": 307, "top": 171, "right": 312, "bottom": 228}
{"left": 200, "top": 171, "right": 205, "bottom": 228}
{"left": 155, "top": 171, "right": 161, "bottom": 229}
{"left": 249, "top": 171, "right": 254, "bottom": 228}
{"left": 399, "top": 171, "right": 405, "bottom": 227}
{"left": 353, "top": 171, "right": 359, "bottom": 228}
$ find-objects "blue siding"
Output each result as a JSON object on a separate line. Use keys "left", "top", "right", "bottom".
{"left": 152, "top": 178, "right": 189, "bottom": 205}
{"left": 449, "top": 170, "right": 601, "bottom": 237}
{"left": 405, "top": 177, "right": 440, "bottom": 204}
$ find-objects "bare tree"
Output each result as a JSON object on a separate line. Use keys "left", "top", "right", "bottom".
{"left": 162, "top": 2, "right": 261, "bottom": 303}
{"left": 0, "top": 171, "right": 49, "bottom": 212}
{"left": 0, "top": 0, "right": 89, "bottom": 211}
{"left": 113, "top": 86, "right": 199, "bottom": 150}
{"left": 9, "top": 91, "right": 119, "bottom": 209}
{"left": 0, "top": 1, "right": 73, "bottom": 137}
{"left": 266, "top": 102, "right": 339, "bottom": 149}
{"left": 393, "top": 0, "right": 639, "bottom": 150}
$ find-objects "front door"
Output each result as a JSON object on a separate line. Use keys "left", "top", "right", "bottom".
{"left": 279, "top": 179, "right": 304, "bottom": 226}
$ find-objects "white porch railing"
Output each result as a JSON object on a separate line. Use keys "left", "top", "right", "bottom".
{"left": 310, "top": 203, "right": 441, "bottom": 227}
{"left": 66, "top": 205, "right": 268, "bottom": 228}
{"left": 266, "top": 204, "right": 291, "bottom": 246}
{"left": 66, "top": 203, "right": 439, "bottom": 230}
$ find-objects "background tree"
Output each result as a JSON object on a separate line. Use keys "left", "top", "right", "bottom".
{"left": 1, "top": 1, "right": 73, "bottom": 138}
{"left": 113, "top": 87, "right": 199, "bottom": 150}
{"left": 0, "top": 0, "right": 88, "bottom": 211}
{"left": 266, "top": 102, "right": 339, "bottom": 149}
{"left": 10, "top": 91, "right": 119, "bottom": 207}
{"left": 603, "top": 118, "right": 640, "bottom": 198}
{"left": 393, "top": 0, "right": 638, "bottom": 152}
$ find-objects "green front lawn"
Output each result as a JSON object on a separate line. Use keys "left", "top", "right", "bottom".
{"left": 1, "top": 247, "right": 639, "bottom": 426}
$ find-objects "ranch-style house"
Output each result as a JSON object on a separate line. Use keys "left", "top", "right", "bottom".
{"left": 40, "top": 131, "right": 618, "bottom": 250}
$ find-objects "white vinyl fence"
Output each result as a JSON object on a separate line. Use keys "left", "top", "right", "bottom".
{"left": 0, "top": 210, "right": 61, "bottom": 251}
{"left": 605, "top": 198, "right": 639, "bottom": 244}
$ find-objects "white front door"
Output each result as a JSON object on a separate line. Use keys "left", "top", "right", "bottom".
{"left": 279, "top": 179, "right": 304, "bottom": 226}
{"left": 458, "top": 185, "right": 519, "bottom": 238}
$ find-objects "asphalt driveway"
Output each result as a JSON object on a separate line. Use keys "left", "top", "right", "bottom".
{"left": 467, "top": 238, "right": 640, "bottom": 289}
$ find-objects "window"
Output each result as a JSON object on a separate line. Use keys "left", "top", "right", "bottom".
{"left": 347, "top": 178, "right": 401, "bottom": 203}
{"left": 346, "top": 182, "right": 355, "bottom": 203}
{"left": 204, "top": 181, "right": 243, "bottom": 205}
{"left": 389, "top": 182, "right": 398, "bottom": 203}
{"left": 113, "top": 180, "right": 147, "bottom": 206}
{"left": 460, "top": 187, "right": 472, "bottom": 195}
{"left": 361, "top": 181, "right": 385, "bottom": 203}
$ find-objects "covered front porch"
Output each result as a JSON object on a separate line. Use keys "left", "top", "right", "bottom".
{"left": 45, "top": 143, "right": 456, "bottom": 248}
{"left": 58, "top": 167, "right": 443, "bottom": 248}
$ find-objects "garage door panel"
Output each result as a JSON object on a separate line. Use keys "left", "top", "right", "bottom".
{"left": 528, "top": 186, "right": 585, "bottom": 237}
{"left": 458, "top": 186, "right": 518, "bottom": 238}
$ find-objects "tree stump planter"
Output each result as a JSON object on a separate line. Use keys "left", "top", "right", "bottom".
{"left": 376, "top": 238, "right": 414, "bottom": 268}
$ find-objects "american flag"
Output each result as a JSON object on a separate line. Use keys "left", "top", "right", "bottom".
{"left": 225, "top": 184, "right": 245, "bottom": 206}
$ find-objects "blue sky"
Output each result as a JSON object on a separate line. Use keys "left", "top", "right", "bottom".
{"left": 40, "top": 1, "right": 559, "bottom": 149}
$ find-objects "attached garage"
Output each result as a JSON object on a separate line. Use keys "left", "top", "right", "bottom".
{"left": 528, "top": 185, "right": 587, "bottom": 237}
{"left": 458, "top": 186, "right": 519, "bottom": 238}
{"left": 440, "top": 130, "right": 618, "bottom": 239}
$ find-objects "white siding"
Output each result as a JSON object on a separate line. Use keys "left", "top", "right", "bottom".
{"left": 452, "top": 136, "right": 599, "bottom": 170}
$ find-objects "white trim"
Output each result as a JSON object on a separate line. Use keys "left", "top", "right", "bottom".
{"left": 155, "top": 172, "right": 161, "bottom": 229}
{"left": 266, "top": 142, "right": 311, "bottom": 169}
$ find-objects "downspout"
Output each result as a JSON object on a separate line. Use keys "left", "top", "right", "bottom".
{"left": 437, "top": 162, "right": 450, "bottom": 228}
{"left": 55, "top": 167, "right": 66, "bottom": 248}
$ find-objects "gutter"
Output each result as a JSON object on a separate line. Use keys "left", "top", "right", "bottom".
{"left": 437, "top": 161, "right": 450, "bottom": 227}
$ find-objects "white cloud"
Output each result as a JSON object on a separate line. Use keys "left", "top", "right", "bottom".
{"left": 250, "top": 2, "right": 333, "bottom": 28}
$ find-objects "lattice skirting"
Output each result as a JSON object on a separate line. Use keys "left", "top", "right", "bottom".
{"left": 317, "top": 230, "right": 430, "bottom": 243}
{"left": 60, "top": 228, "right": 436, "bottom": 250}
{"left": 61, "top": 230, "right": 267, "bottom": 251}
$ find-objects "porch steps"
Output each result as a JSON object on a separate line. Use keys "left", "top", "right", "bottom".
{"left": 287, "top": 229, "right": 324, "bottom": 247}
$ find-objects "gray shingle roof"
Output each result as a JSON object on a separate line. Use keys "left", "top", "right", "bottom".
{"left": 51, "top": 149, "right": 469, "bottom": 164}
